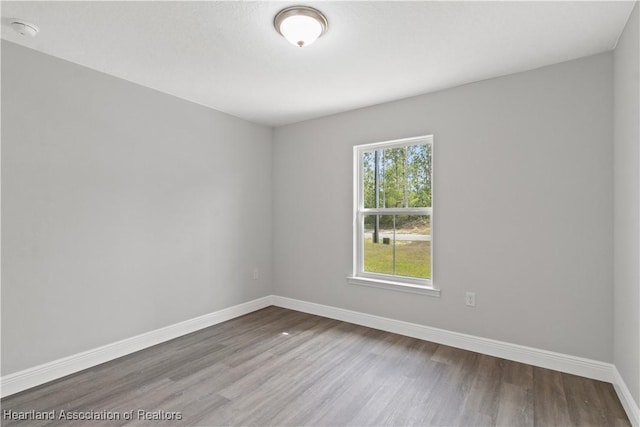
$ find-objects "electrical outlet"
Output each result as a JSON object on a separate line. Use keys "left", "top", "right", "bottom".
{"left": 466, "top": 292, "right": 476, "bottom": 307}
{"left": 252, "top": 268, "right": 259, "bottom": 280}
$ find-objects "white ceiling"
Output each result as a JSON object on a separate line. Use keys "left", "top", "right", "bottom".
{"left": 1, "top": 1, "right": 635, "bottom": 127}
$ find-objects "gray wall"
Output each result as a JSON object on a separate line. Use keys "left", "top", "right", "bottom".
{"left": 1, "top": 41, "right": 273, "bottom": 375}
{"left": 273, "top": 53, "right": 614, "bottom": 362}
{"left": 614, "top": 2, "right": 640, "bottom": 407}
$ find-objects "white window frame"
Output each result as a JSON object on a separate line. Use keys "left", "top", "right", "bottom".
{"left": 347, "top": 135, "right": 440, "bottom": 297}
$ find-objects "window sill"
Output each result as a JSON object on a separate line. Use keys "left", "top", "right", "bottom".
{"left": 347, "top": 276, "right": 441, "bottom": 297}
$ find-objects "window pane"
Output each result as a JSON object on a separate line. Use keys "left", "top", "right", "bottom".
{"left": 363, "top": 214, "right": 431, "bottom": 279}
{"left": 407, "top": 144, "right": 432, "bottom": 208}
{"left": 364, "top": 214, "right": 394, "bottom": 274}
{"left": 393, "top": 214, "right": 431, "bottom": 279}
{"left": 380, "top": 147, "right": 406, "bottom": 208}
{"left": 362, "top": 151, "right": 377, "bottom": 208}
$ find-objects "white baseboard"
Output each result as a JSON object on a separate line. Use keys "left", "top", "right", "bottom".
{"left": 271, "top": 296, "right": 614, "bottom": 382}
{"left": 613, "top": 367, "right": 640, "bottom": 426}
{"left": 1, "top": 296, "right": 273, "bottom": 398}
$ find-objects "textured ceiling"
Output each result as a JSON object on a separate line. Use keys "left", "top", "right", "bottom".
{"left": 1, "top": 1, "right": 635, "bottom": 126}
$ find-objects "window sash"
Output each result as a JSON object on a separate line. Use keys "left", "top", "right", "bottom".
{"left": 355, "top": 212, "right": 432, "bottom": 284}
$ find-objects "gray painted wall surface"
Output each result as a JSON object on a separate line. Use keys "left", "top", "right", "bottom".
{"left": 614, "top": 2, "right": 640, "bottom": 407}
{"left": 1, "top": 41, "right": 273, "bottom": 375}
{"left": 273, "top": 53, "right": 614, "bottom": 362}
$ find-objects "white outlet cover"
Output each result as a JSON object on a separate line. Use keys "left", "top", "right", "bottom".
{"left": 466, "top": 292, "right": 476, "bottom": 307}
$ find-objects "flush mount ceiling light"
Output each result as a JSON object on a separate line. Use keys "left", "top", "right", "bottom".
{"left": 10, "top": 19, "right": 39, "bottom": 37}
{"left": 274, "top": 6, "right": 327, "bottom": 48}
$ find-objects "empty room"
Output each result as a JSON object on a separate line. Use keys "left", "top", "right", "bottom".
{"left": 1, "top": 1, "right": 639, "bottom": 426}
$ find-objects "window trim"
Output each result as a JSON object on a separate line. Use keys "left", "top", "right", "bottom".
{"left": 348, "top": 135, "right": 439, "bottom": 297}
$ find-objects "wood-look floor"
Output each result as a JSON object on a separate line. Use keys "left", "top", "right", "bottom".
{"left": 1, "top": 307, "right": 630, "bottom": 427}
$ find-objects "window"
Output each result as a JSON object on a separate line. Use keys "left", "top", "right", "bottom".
{"left": 348, "top": 135, "right": 438, "bottom": 296}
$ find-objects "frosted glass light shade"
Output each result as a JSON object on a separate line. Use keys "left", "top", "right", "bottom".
{"left": 274, "top": 6, "right": 328, "bottom": 48}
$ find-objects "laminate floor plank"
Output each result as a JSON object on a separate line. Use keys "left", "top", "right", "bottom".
{"left": 532, "top": 367, "right": 573, "bottom": 426}
{"left": 259, "top": 330, "right": 390, "bottom": 426}
{"left": 367, "top": 340, "right": 446, "bottom": 427}
{"left": 459, "top": 354, "right": 504, "bottom": 423}
{"left": 1, "top": 307, "right": 631, "bottom": 427}
{"left": 422, "top": 347, "right": 480, "bottom": 426}
{"left": 298, "top": 353, "right": 388, "bottom": 426}
{"left": 562, "top": 373, "right": 605, "bottom": 426}
{"left": 502, "top": 358, "right": 534, "bottom": 388}
{"left": 593, "top": 376, "right": 632, "bottom": 424}
{"left": 495, "top": 382, "right": 533, "bottom": 427}
{"left": 325, "top": 336, "right": 427, "bottom": 426}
